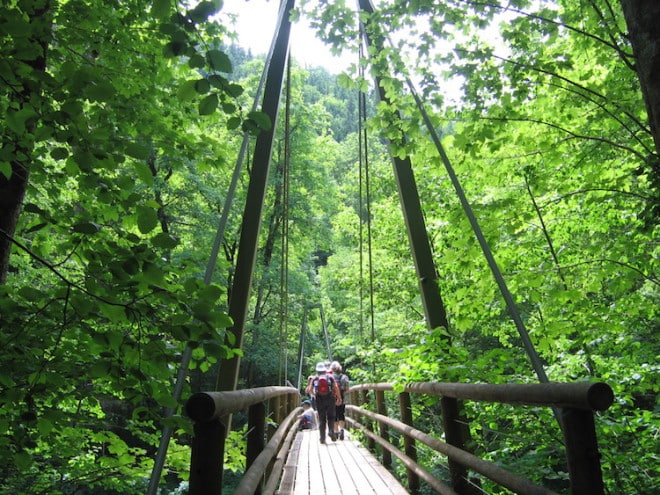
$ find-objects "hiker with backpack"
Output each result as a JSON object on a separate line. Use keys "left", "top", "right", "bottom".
{"left": 330, "top": 361, "right": 350, "bottom": 440}
{"left": 305, "top": 361, "right": 341, "bottom": 444}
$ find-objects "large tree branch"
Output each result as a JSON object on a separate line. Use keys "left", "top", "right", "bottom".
{"left": 619, "top": 0, "right": 660, "bottom": 156}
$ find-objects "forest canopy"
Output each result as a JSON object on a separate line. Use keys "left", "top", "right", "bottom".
{"left": 0, "top": 0, "right": 657, "bottom": 493}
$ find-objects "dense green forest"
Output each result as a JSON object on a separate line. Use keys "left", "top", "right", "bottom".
{"left": 0, "top": 0, "right": 657, "bottom": 493}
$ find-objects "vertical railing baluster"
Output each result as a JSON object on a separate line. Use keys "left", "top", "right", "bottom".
{"left": 561, "top": 407, "right": 606, "bottom": 495}
{"left": 361, "top": 389, "right": 376, "bottom": 452}
{"left": 399, "top": 391, "right": 419, "bottom": 493}
{"left": 188, "top": 418, "right": 226, "bottom": 495}
{"left": 247, "top": 402, "right": 266, "bottom": 495}
{"left": 269, "top": 395, "right": 281, "bottom": 441}
{"left": 375, "top": 389, "right": 392, "bottom": 468}
{"left": 441, "top": 396, "right": 480, "bottom": 495}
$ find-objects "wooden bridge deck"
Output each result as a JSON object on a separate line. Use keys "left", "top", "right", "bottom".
{"left": 276, "top": 429, "right": 409, "bottom": 495}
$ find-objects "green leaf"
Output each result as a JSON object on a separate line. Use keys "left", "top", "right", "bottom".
{"left": 137, "top": 206, "right": 159, "bottom": 234}
{"left": 100, "top": 304, "right": 127, "bottom": 323}
{"left": 5, "top": 106, "right": 37, "bottom": 134}
{"left": 226, "top": 83, "right": 243, "bottom": 98}
{"left": 65, "top": 156, "right": 80, "bottom": 174}
{"left": 133, "top": 161, "right": 154, "bottom": 185}
{"left": 188, "top": 53, "right": 205, "bottom": 69}
{"left": 194, "top": 78, "right": 210, "bottom": 94}
{"left": 208, "top": 74, "right": 227, "bottom": 89}
{"left": 151, "top": 232, "right": 179, "bottom": 249}
{"left": 73, "top": 221, "right": 102, "bottom": 234}
{"left": 37, "top": 418, "right": 55, "bottom": 436}
{"left": 61, "top": 99, "right": 83, "bottom": 117}
{"left": 14, "top": 452, "right": 32, "bottom": 471}
{"left": 0, "top": 373, "right": 16, "bottom": 387}
{"left": 50, "top": 147, "right": 69, "bottom": 160}
{"left": 198, "top": 94, "right": 218, "bottom": 116}
{"left": 152, "top": 0, "right": 172, "bottom": 19}
{"left": 18, "top": 286, "right": 43, "bottom": 300}
{"left": 164, "top": 40, "right": 187, "bottom": 57}
{"left": 226, "top": 116, "right": 241, "bottom": 130}
{"left": 246, "top": 111, "right": 271, "bottom": 131}
{"left": 188, "top": 1, "right": 219, "bottom": 23}
{"left": 121, "top": 257, "right": 139, "bottom": 275}
{"left": 0, "top": 162, "right": 10, "bottom": 179}
{"left": 89, "top": 361, "right": 111, "bottom": 379}
{"left": 142, "top": 262, "right": 165, "bottom": 285}
{"left": 107, "top": 331, "right": 123, "bottom": 351}
{"left": 199, "top": 283, "right": 223, "bottom": 303}
{"left": 207, "top": 49, "right": 232, "bottom": 72}
{"left": 85, "top": 80, "right": 116, "bottom": 102}
{"left": 221, "top": 101, "right": 236, "bottom": 113}
{"left": 177, "top": 79, "right": 198, "bottom": 101}
{"left": 126, "top": 142, "right": 151, "bottom": 160}
{"left": 22, "top": 203, "right": 47, "bottom": 216}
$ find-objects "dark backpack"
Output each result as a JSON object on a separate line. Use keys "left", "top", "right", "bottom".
{"left": 314, "top": 374, "right": 334, "bottom": 397}
{"left": 335, "top": 373, "right": 349, "bottom": 399}
{"left": 300, "top": 414, "right": 313, "bottom": 430}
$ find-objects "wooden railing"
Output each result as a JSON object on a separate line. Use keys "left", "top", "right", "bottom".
{"left": 347, "top": 381, "right": 614, "bottom": 495}
{"left": 185, "top": 386, "right": 300, "bottom": 495}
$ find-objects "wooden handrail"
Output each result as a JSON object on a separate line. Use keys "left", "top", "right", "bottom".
{"left": 185, "top": 386, "right": 299, "bottom": 421}
{"left": 186, "top": 386, "right": 299, "bottom": 495}
{"left": 347, "top": 381, "right": 614, "bottom": 495}
{"left": 350, "top": 381, "right": 614, "bottom": 410}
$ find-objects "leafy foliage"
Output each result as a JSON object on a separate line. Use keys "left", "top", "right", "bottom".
{"left": 0, "top": 0, "right": 657, "bottom": 493}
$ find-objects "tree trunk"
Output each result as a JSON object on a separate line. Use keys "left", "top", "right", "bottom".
{"left": 0, "top": 1, "right": 52, "bottom": 283}
{"left": 0, "top": 165, "right": 29, "bottom": 285}
{"left": 619, "top": 0, "right": 660, "bottom": 156}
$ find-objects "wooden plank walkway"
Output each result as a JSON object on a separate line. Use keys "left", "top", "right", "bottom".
{"left": 276, "top": 429, "right": 410, "bottom": 495}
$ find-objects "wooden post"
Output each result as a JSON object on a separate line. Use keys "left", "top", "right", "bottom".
{"left": 287, "top": 393, "right": 296, "bottom": 417}
{"left": 247, "top": 402, "right": 266, "bottom": 495}
{"left": 361, "top": 389, "right": 376, "bottom": 452}
{"left": 188, "top": 418, "right": 226, "bottom": 495}
{"left": 347, "top": 388, "right": 358, "bottom": 432}
{"left": 561, "top": 408, "right": 605, "bottom": 495}
{"left": 399, "top": 392, "right": 419, "bottom": 493}
{"left": 269, "top": 395, "right": 281, "bottom": 441}
{"left": 441, "top": 396, "right": 479, "bottom": 495}
{"left": 375, "top": 390, "right": 392, "bottom": 468}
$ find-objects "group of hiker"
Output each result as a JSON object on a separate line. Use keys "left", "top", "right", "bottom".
{"left": 299, "top": 360, "right": 350, "bottom": 444}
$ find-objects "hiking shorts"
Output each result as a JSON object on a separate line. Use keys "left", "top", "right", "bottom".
{"left": 335, "top": 403, "right": 345, "bottom": 421}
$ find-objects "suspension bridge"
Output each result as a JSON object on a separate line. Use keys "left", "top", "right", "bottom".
{"left": 145, "top": 0, "right": 617, "bottom": 493}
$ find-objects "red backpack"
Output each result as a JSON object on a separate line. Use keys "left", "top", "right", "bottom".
{"left": 314, "top": 374, "right": 333, "bottom": 397}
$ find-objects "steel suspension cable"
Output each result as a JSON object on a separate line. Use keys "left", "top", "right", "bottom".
{"left": 364, "top": 106, "right": 376, "bottom": 345}
{"left": 357, "top": 41, "right": 365, "bottom": 341}
{"left": 357, "top": 39, "right": 376, "bottom": 343}
{"left": 280, "top": 52, "right": 292, "bottom": 386}
{"left": 146, "top": 2, "right": 293, "bottom": 492}
{"left": 296, "top": 309, "right": 307, "bottom": 390}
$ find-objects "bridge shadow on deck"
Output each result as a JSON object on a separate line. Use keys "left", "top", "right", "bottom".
{"left": 277, "top": 429, "right": 409, "bottom": 495}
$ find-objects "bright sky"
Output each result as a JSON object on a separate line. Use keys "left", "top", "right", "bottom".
{"left": 221, "top": 0, "right": 354, "bottom": 73}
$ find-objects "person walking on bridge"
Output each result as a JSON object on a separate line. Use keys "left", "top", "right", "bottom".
{"left": 330, "top": 361, "right": 349, "bottom": 440}
{"left": 306, "top": 362, "right": 341, "bottom": 444}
